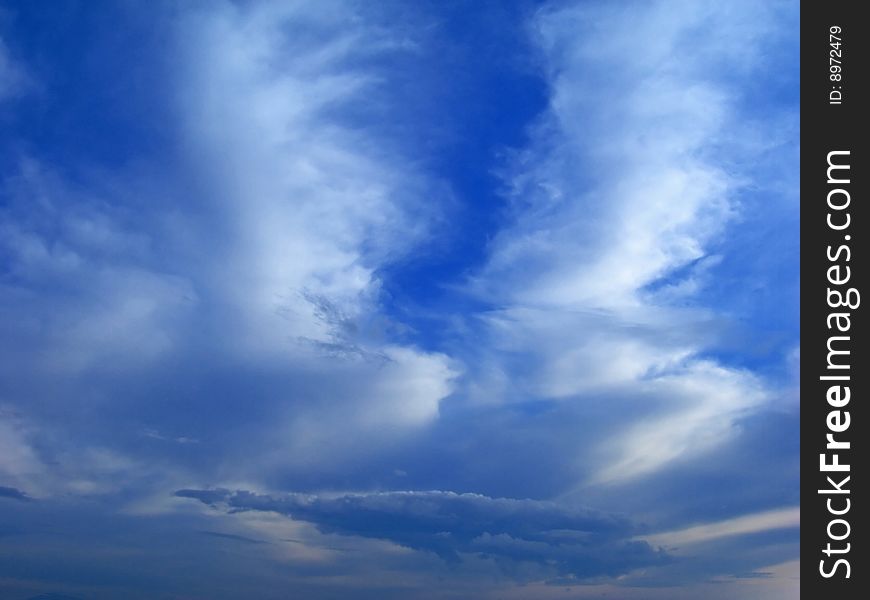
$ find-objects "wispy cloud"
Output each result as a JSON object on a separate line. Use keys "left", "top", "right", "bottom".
{"left": 0, "top": 0, "right": 798, "bottom": 596}
{"left": 0, "top": 35, "right": 31, "bottom": 101}
{"left": 641, "top": 506, "right": 799, "bottom": 549}
{"left": 0, "top": 0, "right": 457, "bottom": 489}
{"left": 462, "top": 0, "right": 796, "bottom": 484}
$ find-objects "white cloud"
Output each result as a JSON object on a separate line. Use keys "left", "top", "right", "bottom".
{"left": 641, "top": 506, "right": 800, "bottom": 549}
{"left": 0, "top": 408, "right": 44, "bottom": 488}
{"left": 0, "top": 1, "right": 798, "bottom": 594}
{"left": 168, "top": 1, "right": 442, "bottom": 361}
{"left": 0, "top": 406, "right": 167, "bottom": 498}
{"left": 463, "top": 0, "right": 789, "bottom": 483}
{"left": 0, "top": 0, "right": 457, "bottom": 488}
{"left": 0, "top": 160, "right": 196, "bottom": 374}
{"left": 161, "top": 1, "right": 459, "bottom": 453}
{"left": 267, "top": 346, "right": 458, "bottom": 471}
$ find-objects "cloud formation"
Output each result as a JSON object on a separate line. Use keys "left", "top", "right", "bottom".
{"left": 177, "top": 488, "right": 666, "bottom": 579}
{"left": 0, "top": 35, "right": 30, "bottom": 100}
{"left": 0, "top": 0, "right": 798, "bottom": 597}
{"left": 642, "top": 506, "right": 800, "bottom": 549}
{"left": 461, "top": 0, "right": 796, "bottom": 483}
{"left": 0, "top": 0, "right": 457, "bottom": 484}
{"left": 0, "top": 485, "right": 31, "bottom": 501}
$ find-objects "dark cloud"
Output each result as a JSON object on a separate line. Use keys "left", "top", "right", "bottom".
{"left": 0, "top": 485, "right": 32, "bottom": 502}
{"left": 198, "top": 530, "right": 267, "bottom": 545}
{"left": 176, "top": 489, "right": 667, "bottom": 579}
{"left": 176, "top": 488, "right": 231, "bottom": 506}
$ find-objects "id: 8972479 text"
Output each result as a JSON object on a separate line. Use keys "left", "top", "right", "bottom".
{"left": 829, "top": 26, "right": 844, "bottom": 105}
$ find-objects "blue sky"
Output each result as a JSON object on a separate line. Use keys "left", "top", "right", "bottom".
{"left": 0, "top": 1, "right": 798, "bottom": 598}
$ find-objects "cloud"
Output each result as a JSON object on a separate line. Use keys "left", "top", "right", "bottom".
{"left": 459, "top": 0, "right": 796, "bottom": 483}
{"left": 0, "top": 35, "right": 31, "bottom": 101}
{"left": 167, "top": 0, "right": 447, "bottom": 360}
{"left": 0, "top": 408, "right": 45, "bottom": 492}
{"left": 0, "top": 159, "right": 197, "bottom": 375}
{"left": 641, "top": 506, "right": 799, "bottom": 549}
{"left": 156, "top": 0, "right": 462, "bottom": 456}
{"left": 198, "top": 530, "right": 268, "bottom": 545}
{"left": 0, "top": 1, "right": 798, "bottom": 596}
{"left": 0, "top": 407, "right": 152, "bottom": 498}
{"left": 0, "top": 485, "right": 31, "bottom": 502}
{"left": 0, "top": 0, "right": 457, "bottom": 486}
{"left": 2, "top": 1, "right": 447, "bottom": 368}
{"left": 176, "top": 488, "right": 666, "bottom": 579}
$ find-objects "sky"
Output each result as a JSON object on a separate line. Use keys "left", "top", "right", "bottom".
{"left": 0, "top": 1, "right": 799, "bottom": 599}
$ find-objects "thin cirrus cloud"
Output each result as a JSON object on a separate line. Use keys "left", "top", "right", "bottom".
{"left": 640, "top": 506, "right": 800, "bottom": 549}
{"left": 0, "top": 0, "right": 798, "bottom": 598}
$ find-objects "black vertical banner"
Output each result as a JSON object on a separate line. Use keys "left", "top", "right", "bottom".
{"left": 802, "top": 1, "right": 867, "bottom": 597}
